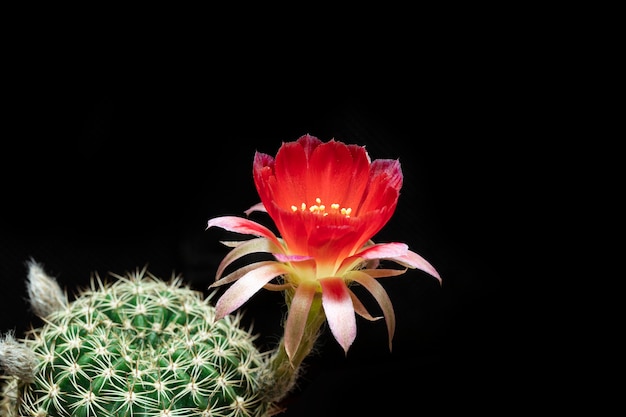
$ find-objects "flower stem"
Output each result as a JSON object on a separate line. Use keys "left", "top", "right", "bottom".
{"left": 263, "top": 292, "right": 326, "bottom": 407}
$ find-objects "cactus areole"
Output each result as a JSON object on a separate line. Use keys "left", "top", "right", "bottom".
{"left": 0, "top": 262, "right": 272, "bottom": 417}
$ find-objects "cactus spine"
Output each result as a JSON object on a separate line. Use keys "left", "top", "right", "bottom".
{"left": 0, "top": 261, "right": 274, "bottom": 417}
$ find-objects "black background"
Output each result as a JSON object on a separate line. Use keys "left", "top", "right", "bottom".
{"left": 1, "top": 25, "right": 533, "bottom": 415}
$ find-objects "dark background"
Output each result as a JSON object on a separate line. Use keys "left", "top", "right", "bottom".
{"left": 1, "top": 31, "right": 533, "bottom": 415}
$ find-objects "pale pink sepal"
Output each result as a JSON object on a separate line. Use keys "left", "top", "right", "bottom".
{"left": 244, "top": 202, "right": 267, "bottom": 216}
{"left": 393, "top": 249, "right": 442, "bottom": 284}
{"left": 210, "top": 261, "right": 277, "bottom": 288}
{"left": 356, "top": 242, "right": 409, "bottom": 259}
{"left": 214, "top": 237, "right": 282, "bottom": 280}
{"left": 218, "top": 240, "right": 249, "bottom": 248}
{"left": 345, "top": 270, "right": 396, "bottom": 351}
{"left": 262, "top": 282, "right": 292, "bottom": 291}
{"left": 214, "top": 263, "right": 291, "bottom": 321}
{"left": 319, "top": 277, "right": 357, "bottom": 355}
{"left": 206, "top": 216, "right": 283, "bottom": 249}
{"left": 337, "top": 242, "right": 409, "bottom": 273}
{"left": 349, "top": 290, "right": 382, "bottom": 321}
{"left": 284, "top": 281, "right": 317, "bottom": 362}
{"left": 274, "top": 253, "right": 313, "bottom": 263}
{"left": 355, "top": 268, "right": 408, "bottom": 279}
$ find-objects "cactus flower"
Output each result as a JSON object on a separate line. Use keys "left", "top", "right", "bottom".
{"left": 207, "top": 134, "right": 441, "bottom": 363}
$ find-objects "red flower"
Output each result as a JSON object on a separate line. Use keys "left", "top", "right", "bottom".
{"left": 207, "top": 134, "right": 440, "bottom": 361}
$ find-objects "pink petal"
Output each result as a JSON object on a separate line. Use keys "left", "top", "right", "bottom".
{"left": 356, "top": 268, "right": 408, "bottom": 279}
{"left": 284, "top": 281, "right": 317, "bottom": 362}
{"left": 244, "top": 202, "right": 267, "bottom": 216}
{"left": 337, "top": 242, "right": 409, "bottom": 273}
{"left": 206, "top": 216, "right": 283, "bottom": 249}
{"left": 214, "top": 263, "right": 291, "bottom": 320}
{"left": 392, "top": 249, "right": 441, "bottom": 284}
{"left": 349, "top": 289, "right": 382, "bottom": 321}
{"left": 319, "top": 277, "right": 356, "bottom": 355}
{"left": 210, "top": 260, "right": 276, "bottom": 288}
{"left": 273, "top": 253, "right": 313, "bottom": 263}
{"left": 215, "top": 237, "right": 281, "bottom": 279}
{"left": 345, "top": 271, "right": 396, "bottom": 351}
{"left": 356, "top": 242, "right": 409, "bottom": 260}
{"left": 342, "top": 242, "right": 442, "bottom": 286}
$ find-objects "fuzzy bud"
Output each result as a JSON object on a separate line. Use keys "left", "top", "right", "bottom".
{"left": 26, "top": 259, "right": 67, "bottom": 318}
{"left": 0, "top": 332, "right": 36, "bottom": 382}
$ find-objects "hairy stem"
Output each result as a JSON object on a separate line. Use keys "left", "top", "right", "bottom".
{"left": 263, "top": 291, "right": 326, "bottom": 406}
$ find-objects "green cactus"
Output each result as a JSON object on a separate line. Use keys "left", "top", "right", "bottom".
{"left": 0, "top": 260, "right": 277, "bottom": 417}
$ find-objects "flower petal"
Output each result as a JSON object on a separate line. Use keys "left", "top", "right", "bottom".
{"left": 206, "top": 216, "right": 283, "bottom": 249}
{"left": 214, "top": 237, "right": 282, "bottom": 280}
{"left": 358, "top": 159, "right": 403, "bottom": 214}
{"left": 244, "top": 202, "right": 267, "bottom": 216}
{"left": 214, "top": 263, "right": 291, "bottom": 321}
{"left": 391, "top": 249, "right": 442, "bottom": 284}
{"left": 284, "top": 281, "right": 318, "bottom": 362}
{"left": 271, "top": 137, "right": 313, "bottom": 205}
{"left": 345, "top": 270, "right": 396, "bottom": 351}
{"left": 355, "top": 268, "right": 408, "bottom": 279}
{"left": 357, "top": 242, "right": 409, "bottom": 260}
{"left": 305, "top": 139, "right": 369, "bottom": 209}
{"left": 349, "top": 289, "right": 382, "bottom": 321}
{"left": 319, "top": 277, "right": 356, "bottom": 355}
{"left": 337, "top": 242, "right": 410, "bottom": 273}
{"left": 273, "top": 253, "right": 313, "bottom": 263}
{"left": 210, "top": 260, "right": 277, "bottom": 288}
{"left": 370, "top": 159, "right": 403, "bottom": 192}
{"left": 262, "top": 282, "right": 292, "bottom": 291}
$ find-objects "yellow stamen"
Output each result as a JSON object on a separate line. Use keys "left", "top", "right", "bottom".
{"left": 293, "top": 197, "right": 352, "bottom": 218}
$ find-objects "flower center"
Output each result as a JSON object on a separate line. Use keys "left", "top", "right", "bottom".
{"left": 291, "top": 197, "right": 352, "bottom": 217}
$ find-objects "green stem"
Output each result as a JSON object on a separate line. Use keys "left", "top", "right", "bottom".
{"left": 263, "top": 292, "right": 326, "bottom": 406}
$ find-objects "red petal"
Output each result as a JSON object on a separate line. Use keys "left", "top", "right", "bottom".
{"left": 370, "top": 159, "right": 403, "bottom": 191}
{"left": 305, "top": 139, "right": 370, "bottom": 210}
{"left": 319, "top": 277, "right": 356, "bottom": 355}
{"left": 357, "top": 159, "right": 402, "bottom": 215}
{"left": 252, "top": 152, "right": 277, "bottom": 211}
{"left": 296, "top": 133, "right": 322, "bottom": 154}
{"left": 272, "top": 138, "right": 314, "bottom": 206}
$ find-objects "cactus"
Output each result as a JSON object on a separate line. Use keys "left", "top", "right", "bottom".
{"left": 1, "top": 135, "right": 443, "bottom": 416}
{"left": 0, "top": 260, "right": 276, "bottom": 417}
